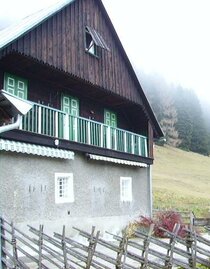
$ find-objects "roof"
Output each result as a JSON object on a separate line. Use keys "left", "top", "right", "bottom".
{"left": 0, "top": 0, "right": 163, "bottom": 138}
{"left": 0, "top": 0, "right": 75, "bottom": 50}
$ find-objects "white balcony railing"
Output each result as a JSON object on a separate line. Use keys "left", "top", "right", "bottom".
{"left": 20, "top": 102, "right": 148, "bottom": 157}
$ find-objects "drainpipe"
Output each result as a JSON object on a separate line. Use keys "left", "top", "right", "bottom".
{"left": 0, "top": 114, "right": 22, "bottom": 134}
{"left": 148, "top": 165, "right": 153, "bottom": 217}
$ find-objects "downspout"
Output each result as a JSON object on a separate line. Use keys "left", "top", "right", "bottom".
{"left": 148, "top": 165, "right": 153, "bottom": 217}
{"left": 0, "top": 114, "right": 22, "bottom": 134}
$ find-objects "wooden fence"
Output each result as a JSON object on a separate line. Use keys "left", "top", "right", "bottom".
{"left": 1, "top": 216, "right": 210, "bottom": 269}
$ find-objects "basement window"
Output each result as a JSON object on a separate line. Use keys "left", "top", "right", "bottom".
{"left": 55, "top": 173, "right": 74, "bottom": 203}
{"left": 85, "top": 26, "right": 110, "bottom": 57}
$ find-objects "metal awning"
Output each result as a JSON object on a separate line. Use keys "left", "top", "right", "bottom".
{"left": 86, "top": 26, "right": 110, "bottom": 51}
{"left": 86, "top": 154, "right": 148, "bottom": 167}
{"left": 0, "top": 139, "right": 74, "bottom": 160}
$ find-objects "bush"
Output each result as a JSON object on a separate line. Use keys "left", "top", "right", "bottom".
{"left": 153, "top": 211, "right": 186, "bottom": 238}
{"left": 131, "top": 210, "right": 186, "bottom": 238}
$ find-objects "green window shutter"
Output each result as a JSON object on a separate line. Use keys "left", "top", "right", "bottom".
{"left": 6, "top": 76, "right": 15, "bottom": 95}
{"left": 62, "top": 96, "right": 71, "bottom": 114}
{"left": 61, "top": 95, "right": 79, "bottom": 116}
{"left": 71, "top": 98, "right": 79, "bottom": 116}
{"left": 61, "top": 94, "right": 79, "bottom": 141}
{"left": 4, "top": 73, "right": 28, "bottom": 99}
{"left": 104, "top": 109, "right": 117, "bottom": 127}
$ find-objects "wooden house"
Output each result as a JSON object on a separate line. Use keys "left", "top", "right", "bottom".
{"left": 0, "top": 0, "right": 163, "bottom": 235}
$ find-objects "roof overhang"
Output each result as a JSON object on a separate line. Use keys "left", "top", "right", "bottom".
{"left": 0, "top": 0, "right": 76, "bottom": 50}
{"left": 86, "top": 153, "right": 148, "bottom": 167}
{"left": 0, "top": 139, "right": 74, "bottom": 160}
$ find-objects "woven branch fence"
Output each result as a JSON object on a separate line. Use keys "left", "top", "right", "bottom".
{"left": 1, "top": 216, "right": 210, "bottom": 269}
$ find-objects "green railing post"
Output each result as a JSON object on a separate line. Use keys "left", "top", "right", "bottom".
{"left": 21, "top": 101, "right": 148, "bottom": 157}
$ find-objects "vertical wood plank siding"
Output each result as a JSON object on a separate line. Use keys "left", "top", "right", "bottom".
{"left": 148, "top": 122, "right": 154, "bottom": 159}
{"left": 1, "top": 0, "right": 142, "bottom": 105}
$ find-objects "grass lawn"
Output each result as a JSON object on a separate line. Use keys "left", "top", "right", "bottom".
{"left": 152, "top": 145, "right": 210, "bottom": 217}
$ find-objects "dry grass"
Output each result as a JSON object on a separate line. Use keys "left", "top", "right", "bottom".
{"left": 152, "top": 145, "right": 210, "bottom": 217}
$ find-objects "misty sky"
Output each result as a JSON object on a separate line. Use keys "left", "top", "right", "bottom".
{"left": 0, "top": 0, "right": 210, "bottom": 103}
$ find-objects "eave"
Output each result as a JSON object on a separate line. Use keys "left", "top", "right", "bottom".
{"left": 0, "top": 129, "right": 154, "bottom": 165}
{"left": 0, "top": 51, "right": 147, "bottom": 113}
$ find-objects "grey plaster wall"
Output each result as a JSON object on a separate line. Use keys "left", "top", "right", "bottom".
{"left": 0, "top": 151, "right": 151, "bottom": 235}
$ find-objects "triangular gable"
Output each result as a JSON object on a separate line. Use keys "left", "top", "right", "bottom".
{"left": 0, "top": 0, "right": 163, "bottom": 138}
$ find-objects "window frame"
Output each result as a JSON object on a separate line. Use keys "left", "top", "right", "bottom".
{"left": 84, "top": 26, "right": 109, "bottom": 57}
{"left": 55, "top": 173, "right": 74, "bottom": 204}
{"left": 120, "top": 177, "right": 132, "bottom": 202}
{"left": 4, "top": 72, "right": 28, "bottom": 100}
{"left": 85, "top": 27, "right": 99, "bottom": 57}
{"left": 61, "top": 94, "right": 79, "bottom": 116}
{"left": 104, "top": 109, "right": 117, "bottom": 127}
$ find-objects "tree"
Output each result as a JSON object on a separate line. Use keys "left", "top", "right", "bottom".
{"left": 140, "top": 72, "right": 180, "bottom": 146}
{"left": 159, "top": 93, "right": 180, "bottom": 147}
{"left": 174, "top": 86, "right": 209, "bottom": 155}
{"left": 138, "top": 69, "right": 210, "bottom": 155}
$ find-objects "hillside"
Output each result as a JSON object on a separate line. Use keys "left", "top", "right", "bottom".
{"left": 152, "top": 145, "right": 210, "bottom": 217}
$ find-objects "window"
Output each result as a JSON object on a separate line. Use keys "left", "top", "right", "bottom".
{"left": 61, "top": 94, "right": 79, "bottom": 116}
{"left": 55, "top": 173, "right": 74, "bottom": 203}
{"left": 104, "top": 109, "right": 117, "bottom": 127}
{"left": 4, "top": 73, "right": 28, "bottom": 99}
{"left": 85, "top": 29, "right": 99, "bottom": 56}
{"left": 120, "top": 177, "right": 132, "bottom": 202}
{"left": 85, "top": 26, "right": 110, "bottom": 57}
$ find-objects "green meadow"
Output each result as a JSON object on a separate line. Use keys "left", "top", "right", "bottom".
{"left": 152, "top": 145, "right": 210, "bottom": 217}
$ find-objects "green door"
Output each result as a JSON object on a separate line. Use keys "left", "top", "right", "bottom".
{"left": 4, "top": 73, "right": 28, "bottom": 99}
{"left": 104, "top": 109, "right": 117, "bottom": 127}
{"left": 104, "top": 109, "right": 117, "bottom": 149}
{"left": 61, "top": 95, "right": 79, "bottom": 140}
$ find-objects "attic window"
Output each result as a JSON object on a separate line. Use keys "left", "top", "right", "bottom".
{"left": 85, "top": 26, "right": 109, "bottom": 56}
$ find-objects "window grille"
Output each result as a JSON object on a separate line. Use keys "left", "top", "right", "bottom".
{"left": 55, "top": 173, "right": 74, "bottom": 203}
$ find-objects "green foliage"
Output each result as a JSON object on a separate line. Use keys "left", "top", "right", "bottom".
{"left": 178, "top": 264, "right": 210, "bottom": 269}
{"left": 196, "top": 265, "right": 210, "bottom": 269}
{"left": 174, "top": 86, "right": 209, "bottom": 155}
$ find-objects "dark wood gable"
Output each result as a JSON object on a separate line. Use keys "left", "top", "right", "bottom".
{"left": 1, "top": 0, "right": 143, "bottom": 106}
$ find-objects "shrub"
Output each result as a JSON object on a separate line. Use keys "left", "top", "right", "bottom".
{"left": 125, "top": 221, "right": 141, "bottom": 238}
{"left": 129, "top": 210, "right": 186, "bottom": 238}
{"left": 153, "top": 211, "right": 186, "bottom": 238}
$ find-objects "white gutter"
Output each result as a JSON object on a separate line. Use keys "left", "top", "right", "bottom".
{"left": 0, "top": 114, "right": 22, "bottom": 134}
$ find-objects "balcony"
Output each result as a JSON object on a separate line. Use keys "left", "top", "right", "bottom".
{"left": 19, "top": 102, "right": 148, "bottom": 157}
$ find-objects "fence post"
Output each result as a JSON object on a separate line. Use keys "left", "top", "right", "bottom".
{"left": 186, "top": 215, "right": 197, "bottom": 269}
{"left": 0, "top": 217, "right": 6, "bottom": 269}
{"left": 165, "top": 223, "right": 180, "bottom": 269}
{"left": 61, "top": 225, "right": 69, "bottom": 269}
{"left": 140, "top": 223, "right": 154, "bottom": 269}
{"left": 11, "top": 221, "right": 19, "bottom": 268}
{"left": 86, "top": 226, "right": 100, "bottom": 269}
{"left": 0, "top": 217, "right": 2, "bottom": 269}
{"left": 116, "top": 232, "right": 128, "bottom": 269}
{"left": 38, "top": 225, "right": 43, "bottom": 269}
